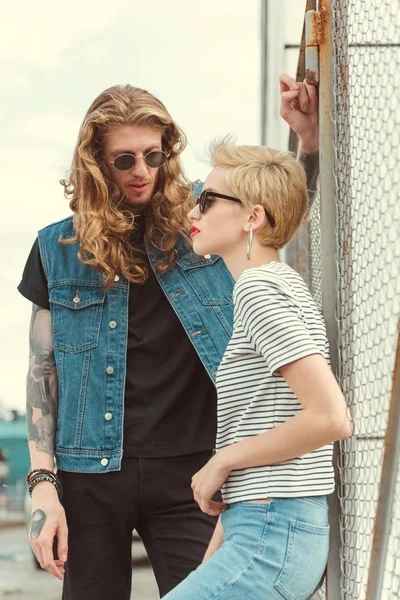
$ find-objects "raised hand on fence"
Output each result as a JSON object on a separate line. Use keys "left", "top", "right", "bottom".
{"left": 279, "top": 73, "right": 319, "bottom": 154}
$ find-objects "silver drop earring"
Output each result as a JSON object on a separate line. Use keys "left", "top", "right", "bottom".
{"left": 246, "top": 225, "right": 253, "bottom": 261}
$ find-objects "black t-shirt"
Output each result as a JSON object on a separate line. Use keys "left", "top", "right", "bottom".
{"left": 18, "top": 223, "right": 217, "bottom": 458}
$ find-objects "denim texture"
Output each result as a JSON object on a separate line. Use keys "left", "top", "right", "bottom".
{"left": 37, "top": 212, "right": 234, "bottom": 473}
{"left": 163, "top": 496, "right": 329, "bottom": 600}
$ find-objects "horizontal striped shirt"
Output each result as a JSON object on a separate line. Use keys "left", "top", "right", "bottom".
{"left": 216, "top": 261, "right": 334, "bottom": 503}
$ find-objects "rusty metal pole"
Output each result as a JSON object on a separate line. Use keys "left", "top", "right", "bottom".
{"left": 365, "top": 325, "right": 400, "bottom": 600}
{"left": 317, "top": 1, "right": 343, "bottom": 598}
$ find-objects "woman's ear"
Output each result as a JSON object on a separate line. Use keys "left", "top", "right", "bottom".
{"left": 244, "top": 205, "right": 267, "bottom": 232}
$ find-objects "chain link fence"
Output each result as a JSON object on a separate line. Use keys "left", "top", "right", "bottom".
{"left": 287, "top": 0, "right": 400, "bottom": 598}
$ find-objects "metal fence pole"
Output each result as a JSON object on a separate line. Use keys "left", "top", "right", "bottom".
{"left": 318, "top": 1, "right": 342, "bottom": 598}
{"left": 365, "top": 326, "right": 400, "bottom": 600}
{"left": 260, "top": 0, "right": 268, "bottom": 146}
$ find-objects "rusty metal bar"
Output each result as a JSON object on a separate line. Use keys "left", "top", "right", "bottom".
{"left": 365, "top": 324, "right": 400, "bottom": 600}
{"left": 288, "top": 0, "right": 317, "bottom": 155}
{"left": 305, "top": 9, "right": 322, "bottom": 84}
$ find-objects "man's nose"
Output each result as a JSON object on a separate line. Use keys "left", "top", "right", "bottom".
{"left": 131, "top": 156, "right": 149, "bottom": 177}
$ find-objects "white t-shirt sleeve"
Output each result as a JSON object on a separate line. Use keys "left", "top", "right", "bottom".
{"left": 234, "top": 270, "right": 324, "bottom": 376}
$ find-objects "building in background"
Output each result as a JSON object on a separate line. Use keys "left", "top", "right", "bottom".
{"left": 0, "top": 412, "right": 29, "bottom": 516}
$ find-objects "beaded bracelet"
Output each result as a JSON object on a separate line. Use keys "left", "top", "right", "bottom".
{"left": 26, "top": 468, "right": 56, "bottom": 485}
{"left": 27, "top": 469, "right": 62, "bottom": 498}
{"left": 28, "top": 473, "right": 62, "bottom": 498}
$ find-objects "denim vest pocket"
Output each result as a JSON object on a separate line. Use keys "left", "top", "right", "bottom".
{"left": 49, "top": 284, "right": 105, "bottom": 353}
{"left": 274, "top": 520, "right": 329, "bottom": 600}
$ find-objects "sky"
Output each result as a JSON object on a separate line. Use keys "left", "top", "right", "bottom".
{"left": 0, "top": 0, "right": 304, "bottom": 413}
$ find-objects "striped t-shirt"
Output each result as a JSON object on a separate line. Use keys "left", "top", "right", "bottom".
{"left": 216, "top": 261, "right": 334, "bottom": 503}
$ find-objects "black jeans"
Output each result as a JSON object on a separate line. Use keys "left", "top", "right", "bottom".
{"left": 59, "top": 451, "right": 217, "bottom": 599}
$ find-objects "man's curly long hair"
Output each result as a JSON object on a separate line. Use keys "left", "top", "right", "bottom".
{"left": 60, "top": 85, "right": 193, "bottom": 288}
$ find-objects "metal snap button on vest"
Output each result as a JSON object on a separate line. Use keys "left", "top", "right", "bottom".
{"left": 105, "top": 413, "right": 113, "bottom": 421}
{"left": 109, "top": 320, "right": 117, "bottom": 329}
{"left": 73, "top": 296, "right": 80, "bottom": 304}
{"left": 114, "top": 275, "right": 120, "bottom": 282}
{"left": 106, "top": 366, "right": 114, "bottom": 375}
{"left": 101, "top": 458, "right": 108, "bottom": 467}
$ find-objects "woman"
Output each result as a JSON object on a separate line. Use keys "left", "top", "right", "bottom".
{"left": 164, "top": 140, "right": 352, "bottom": 600}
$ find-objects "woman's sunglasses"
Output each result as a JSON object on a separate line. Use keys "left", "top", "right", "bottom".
{"left": 196, "top": 189, "right": 276, "bottom": 228}
{"left": 109, "top": 150, "right": 170, "bottom": 171}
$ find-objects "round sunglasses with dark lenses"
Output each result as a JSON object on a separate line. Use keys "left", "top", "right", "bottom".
{"left": 197, "top": 189, "right": 275, "bottom": 228}
{"left": 109, "top": 150, "right": 169, "bottom": 171}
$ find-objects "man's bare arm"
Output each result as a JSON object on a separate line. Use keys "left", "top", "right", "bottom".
{"left": 26, "top": 303, "right": 67, "bottom": 580}
{"left": 27, "top": 304, "right": 58, "bottom": 462}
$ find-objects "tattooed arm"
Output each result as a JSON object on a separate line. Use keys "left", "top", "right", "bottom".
{"left": 27, "top": 304, "right": 58, "bottom": 461}
{"left": 27, "top": 304, "right": 67, "bottom": 580}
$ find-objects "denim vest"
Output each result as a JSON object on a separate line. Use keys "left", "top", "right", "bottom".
{"left": 38, "top": 199, "right": 234, "bottom": 473}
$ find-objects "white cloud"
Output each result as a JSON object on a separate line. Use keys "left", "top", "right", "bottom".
{"left": 0, "top": 1, "right": 128, "bottom": 69}
{"left": 0, "top": 68, "right": 28, "bottom": 88}
{"left": 1, "top": 0, "right": 261, "bottom": 412}
{"left": 11, "top": 112, "right": 80, "bottom": 147}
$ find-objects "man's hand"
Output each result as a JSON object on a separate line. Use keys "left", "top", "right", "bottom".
{"left": 29, "top": 482, "right": 68, "bottom": 580}
{"left": 191, "top": 455, "right": 229, "bottom": 516}
{"left": 280, "top": 73, "right": 319, "bottom": 153}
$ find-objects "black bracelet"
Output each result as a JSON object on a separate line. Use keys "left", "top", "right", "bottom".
{"left": 28, "top": 472, "right": 60, "bottom": 490}
{"left": 26, "top": 468, "right": 55, "bottom": 485}
{"left": 28, "top": 470, "right": 60, "bottom": 489}
{"left": 27, "top": 468, "right": 60, "bottom": 488}
{"left": 28, "top": 474, "right": 61, "bottom": 497}
{"left": 28, "top": 472, "right": 62, "bottom": 498}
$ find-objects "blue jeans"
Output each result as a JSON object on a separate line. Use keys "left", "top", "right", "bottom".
{"left": 163, "top": 496, "right": 329, "bottom": 600}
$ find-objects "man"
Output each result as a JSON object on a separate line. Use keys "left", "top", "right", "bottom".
{"left": 18, "top": 74, "right": 319, "bottom": 599}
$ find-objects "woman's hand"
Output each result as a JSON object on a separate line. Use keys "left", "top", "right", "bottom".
{"left": 280, "top": 73, "right": 319, "bottom": 154}
{"left": 191, "top": 454, "right": 230, "bottom": 516}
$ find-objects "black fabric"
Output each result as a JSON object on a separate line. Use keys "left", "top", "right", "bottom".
{"left": 19, "top": 240, "right": 50, "bottom": 310}
{"left": 59, "top": 452, "right": 218, "bottom": 599}
{"left": 18, "top": 227, "right": 217, "bottom": 458}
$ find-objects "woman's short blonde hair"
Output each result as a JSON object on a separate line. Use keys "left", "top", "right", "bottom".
{"left": 209, "top": 138, "right": 308, "bottom": 249}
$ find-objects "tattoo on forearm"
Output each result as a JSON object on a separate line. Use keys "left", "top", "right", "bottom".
{"left": 26, "top": 305, "right": 58, "bottom": 456}
{"left": 30, "top": 509, "right": 46, "bottom": 540}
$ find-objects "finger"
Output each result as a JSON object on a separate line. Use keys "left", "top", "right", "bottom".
{"left": 54, "top": 561, "right": 65, "bottom": 576}
{"left": 199, "top": 500, "right": 216, "bottom": 515}
{"left": 280, "top": 73, "right": 299, "bottom": 94}
{"left": 57, "top": 523, "right": 68, "bottom": 563}
{"left": 201, "top": 500, "right": 228, "bottom": 516}
{"left": 42, "top": 537, "right": 64, "bottom": 580}
{"left": 31, "top": 541, "right": 44, "bottom": 570}
{"left": 298, "top": 83, "right": 311, "bottom": 112}
{"left": 303, "top": 79, "right": 318, "bottom": 108}
{"left": 280, "top": 90, "right": 300, "bottom": 118}
{"left": 281, "top": 90, "right": 300, "bottom": 117}
{"left": 281, "top": 90, "right": 300, "bottom": 102}
{"left": 55, "top": 559, "right": 66, "bottom": 575}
